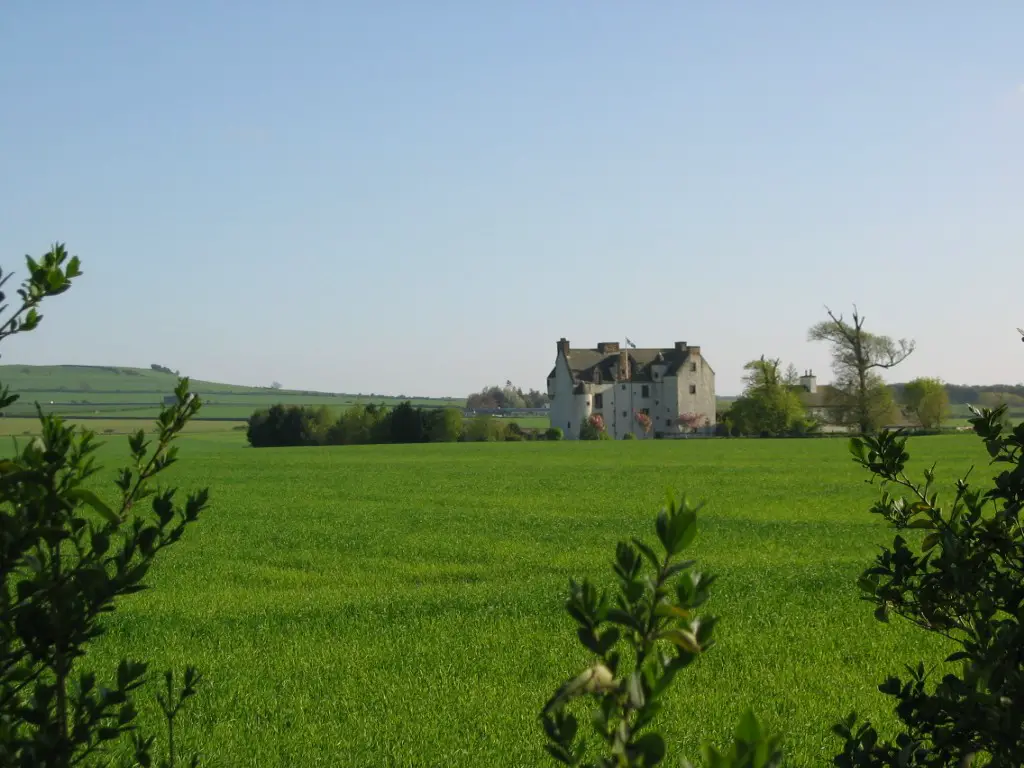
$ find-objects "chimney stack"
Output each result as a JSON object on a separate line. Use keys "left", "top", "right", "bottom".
{"left": 597, "top": 341, "right": 620, "bottom": 354}
{"left": 799, "top": 370, "right": 817, "bottom": 394}
{"left": 674, "top": 341, "right": 687, "bottom": 352}
{"left": 557, "top": 338, "right": 570, "bottom": 357}
{"left": 618, "top": 349, "right": 631, "bottom": 380}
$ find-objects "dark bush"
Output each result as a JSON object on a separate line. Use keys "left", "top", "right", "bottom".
{"left": 835, "top": 404, "right": 1024, "bottom": 766}
{"left": 1, "top": 245, "right": 206, "bottom": 767}
{"left": 390, "top": 401, "right": 426, "bottom": 443}
{"left": 545, "top": 426, "right": 564, "bottom": 441}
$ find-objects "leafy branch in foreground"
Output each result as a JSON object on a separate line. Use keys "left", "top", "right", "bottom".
{"left": 541, "top": 493, "right": 782, "bottom": 768}
{"left": 835, "top": 405, "right": 1024, "bottom": 766}
{"left": 0, "top": 244, "right": 208, "bottom": 767}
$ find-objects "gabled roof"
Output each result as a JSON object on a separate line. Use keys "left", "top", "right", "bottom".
{"left": 548, "top": 345, "right": 713, "bottom": 384}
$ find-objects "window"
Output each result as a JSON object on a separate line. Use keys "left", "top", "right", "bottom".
{"left": 594, "top": 393, "right": 603, "bottom": 409}
{"left": 691, "top": 362, "right": 697, "bottom": 372}
{"left": 622, "top": 411, "right": 627, "bottom": 418}
{"left": 641, "top": 385, "right": 650, "bottom": 398}
{"left": 567, "top": 422, "right": 571, "bottom": 430}
{"left": 621, "top": 384, "right": 626, "bottom": 391}
{"left": 689, "top": 384, "right": 697, "bottom": 394}
{"left": 641, "top": 408, "right": 649, "bottom": 416}
{"left": 666, "top": 418, "right": 672, "bottom": 426}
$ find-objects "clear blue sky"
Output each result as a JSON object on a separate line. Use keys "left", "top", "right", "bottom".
{"left": 2, "top": 3, "right": 1022, "bottom": 396}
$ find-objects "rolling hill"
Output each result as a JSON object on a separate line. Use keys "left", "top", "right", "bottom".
{"left": 0, "top": 365, "right": 463, "bottom": 420}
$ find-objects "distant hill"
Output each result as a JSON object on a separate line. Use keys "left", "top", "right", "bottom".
{"left": 0, "top": 365, "right": 463, "bottom": 420}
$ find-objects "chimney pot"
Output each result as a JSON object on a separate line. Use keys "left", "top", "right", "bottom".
{"left": 557, "top": 338, "right": 571, "bottom": 356}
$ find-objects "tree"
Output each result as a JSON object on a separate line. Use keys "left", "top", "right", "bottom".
{"left": 633, "top": 410, "right": 652, "bottom": 435}
{"left": 426, "top": 407, "right": 463, "bottom": 442}
{"left": 835, "top": 403, "right": 1024, "bottom": 766}
{"left": 677, "top": 413, "right": 704, "bottom": 433}
{"left": 902, "top": 377, "right": 950, "bottom": 430}
{"left": 728, "top": 356, "right": 807, "bottom": 436}
{"left": 467, "top": 382, "right": 548, "bottom": 410}
{"left": 809, "top": 306, "right": 914, "bottom": 433}
{"left": 390, "top": 401, "right": 426, "bottom": 443}
{"left": 270, "top": 381, "right": 283, "bottom": 390}
{"left": 1, "top": 245, "right": 206, "bottom": 767}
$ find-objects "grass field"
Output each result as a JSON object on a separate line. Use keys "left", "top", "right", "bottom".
{"left": 70, "top": 431, "right": 992, "bottom": 766}
{"left": 0, "top": 364, "right": 464, "bottom": 419}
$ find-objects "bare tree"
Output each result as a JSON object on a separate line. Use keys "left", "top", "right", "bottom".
{"left": 808, "top": 306, "right": 915, "bottom": 434}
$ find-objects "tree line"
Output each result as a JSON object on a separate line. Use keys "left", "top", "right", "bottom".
{"left": 466, "top": 381, "right": 549, "bottom": 410}
{"left": 246, "top": 402, "right": 563, "bottom": 447}
{"left": 721, "top": 307, "right": 975, "bottom": 436}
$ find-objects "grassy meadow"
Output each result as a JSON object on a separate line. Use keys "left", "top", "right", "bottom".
{"left": 69, "top": 429, "right": 993, "bottom": 766}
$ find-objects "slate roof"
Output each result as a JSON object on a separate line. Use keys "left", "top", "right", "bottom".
{"left": 548, "top": 346, "right": 713, "bottom": 384}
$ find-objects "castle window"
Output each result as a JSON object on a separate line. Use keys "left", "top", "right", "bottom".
{"left": 691, "top": 362, "right": 697, "bottom": 372}
{"left": 689, "top": 384, "right": 697, "bottom": 394}
{"left": 594, "top": 394, "right": 603, "bottom": 409}
{"left": 641, "top": 385, "right": 650, "bottom": 398}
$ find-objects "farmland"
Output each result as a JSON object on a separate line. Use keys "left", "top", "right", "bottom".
{"left": 0, "top": 364, "right": 463, "bottom": 420}
{"left": 73, "top": 429, "right": 988, "bottom": 766}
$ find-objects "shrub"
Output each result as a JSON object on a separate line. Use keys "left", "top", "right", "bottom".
{"left": 464, "top": 414, "right": 506, "bottom": 442}
{"left": 580, "top": 414, "right": 607, "bottom": 441}
{"left": 426, "top": 407, "right": 463, "bottom": 443}
{"left": 541, "top": 493, "right": 782, "bottom": 767}
{"left": 0, "top": 245, "right": 207, "bottom": 767}
{"left": 546, "top": 427, "right": 564, "bottom": 441}
{"left": 622, "top": 432, "right": 637, "bottom": 440}
{"left": 835, "top": 403, "right": 1024, "bottom": 766}
{"left": 390, "top": 401, "right": 426, "bottom": 443}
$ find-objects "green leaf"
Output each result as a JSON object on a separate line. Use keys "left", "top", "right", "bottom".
{"left": 626, "top": 671, "right": 645, "bottom": 709}
{"left": 67, "top": 487, "right": 119, "bottom": 524}
{"left": 660, "top": 628, "right": 701, "bottom": 654}
{"left": 653, "top": 604, "right": 691, "bottom": 620}
{"left": 736, "top": 708, "right": 763, "bottom": 743}
{"left": 632, "top": 732, "right": 666, "bottom": 765}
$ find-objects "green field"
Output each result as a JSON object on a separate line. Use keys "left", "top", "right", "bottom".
{"left": 0, "top": 364, "right": 464, "bottom": 419}
{"left": 70, "top": 430, "right": 989, "bottom": 766}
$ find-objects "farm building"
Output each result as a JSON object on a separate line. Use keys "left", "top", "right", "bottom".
{"left": 546, "top": 338, "right": 716, "bottom": 440}
{"left": 794, "top": 370, "right": 916, "bottom": 431}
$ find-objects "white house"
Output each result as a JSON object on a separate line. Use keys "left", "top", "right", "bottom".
{"left": 546, "top": 338, "right": 716, "bottom": 440}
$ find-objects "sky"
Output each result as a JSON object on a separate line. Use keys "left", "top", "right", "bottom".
{"left": 1, "top": 2, "right": 1022, "bottom": 397}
